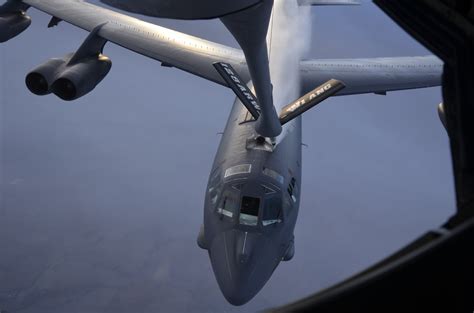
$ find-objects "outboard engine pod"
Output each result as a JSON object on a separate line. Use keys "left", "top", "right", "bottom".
{"left": 25, "top": 57, "right": 69, "bottom": 95}
{"left": 0, "top": 12, "right": 31, "bottom": 42}
{"left": 51, "top": 55, "right": 112, "bottom": 101}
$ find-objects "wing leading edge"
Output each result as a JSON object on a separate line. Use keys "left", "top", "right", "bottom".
{"left": 7, "top": 1, "right": 442, "bottom": 100}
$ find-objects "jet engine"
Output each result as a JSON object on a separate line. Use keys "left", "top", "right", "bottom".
{"left": 51, "top": 55, "right": 112, "bottom": 101}
{"left": 25, "top": 54, "right": 112, "bottom": 101}
{"left": 0, "top": 10, "right": 31, "bottom": 42}
{"left": 25, "top": 56, "right": 71, "bottom": 96}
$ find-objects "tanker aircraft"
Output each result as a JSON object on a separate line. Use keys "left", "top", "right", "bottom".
{"left": 0, "top": 0, "right": 444, "bottom": 305}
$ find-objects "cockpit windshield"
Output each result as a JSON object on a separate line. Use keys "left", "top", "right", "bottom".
{"left": 262, "top": 197, "right": 282, "bottom": 226}
{"left": 239, "top": 196, "right": 260, "bottom": 226}
{"left": 217, "top": 190, "right": 239, "bottom": 219}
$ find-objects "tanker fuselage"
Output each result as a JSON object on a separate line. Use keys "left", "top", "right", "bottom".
{"left": 100, "top": 0, "right": 261, "bottom": 20}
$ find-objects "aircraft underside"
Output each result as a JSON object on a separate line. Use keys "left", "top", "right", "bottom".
{"left": 100, "top": 0, "right": 262, "bottom": 20}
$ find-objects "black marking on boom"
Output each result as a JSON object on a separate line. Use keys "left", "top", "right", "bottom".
{"left": 279, "top": 79, "right": 345, "bottom": 125}
{"left": 214, "top": 62, "right": 261, "bottom": 119}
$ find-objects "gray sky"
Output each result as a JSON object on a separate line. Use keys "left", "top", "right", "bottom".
{"left": 0, "top": 1, "right": 455, "bottom": 312}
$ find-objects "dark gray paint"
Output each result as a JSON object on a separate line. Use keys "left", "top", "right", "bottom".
{"left": 0, "top": 1, "right": 455, "bottom": 312}
{"left": 200, "top": 97, "right": 302, "bottom": 305}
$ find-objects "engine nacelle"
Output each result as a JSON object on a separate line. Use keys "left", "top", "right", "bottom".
{"left": 26, "top": 54, "right": 112, "bottom": 100}
{"left": 51, "top": 55, "right": 112, "bottom": 101}
{"left": 0, "top": 12, "right": 31, "bottom": 42}
{"left": 25, "top": 56, "right": 71, "bottom": 95}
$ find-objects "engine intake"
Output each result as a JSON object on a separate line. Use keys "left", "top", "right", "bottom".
{"left": 25, "top": 54, "right": 112, "bottom": 100}
{"left": 50, "top": 55, "right": 112, "bottom": 101}
{"left": 25, "top": 57, "right": 70, "bottom": 95}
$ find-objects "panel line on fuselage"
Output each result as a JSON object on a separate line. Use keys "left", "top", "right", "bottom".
{"left": 242, "top": 231, "right": 248, "bottom": 254}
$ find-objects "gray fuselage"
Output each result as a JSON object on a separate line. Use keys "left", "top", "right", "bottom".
{"left": 198, "top": 97, "right": 302, "bottom": 305}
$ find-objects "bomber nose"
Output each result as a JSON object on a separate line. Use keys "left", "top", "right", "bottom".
{"left": 209, "top": 230, "right": 278, "bottom": 306}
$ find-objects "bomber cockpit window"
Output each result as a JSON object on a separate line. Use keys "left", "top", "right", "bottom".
{"left": 239, "top": 196, "right": 260, "bottom": 226}
{"left": 224, "top": 164, "right": 252, "bottom": 178}
{"left": 208, "top": 168, "right": 222, "bottom": 208}
{"left": 217, "top": 191, "right": 239, "bottom": 219}
{"left": 210, "top": 187, "right": 220, "bottom": 208}
{"left": 263, "top": 197, "right": 282, "bottom": 226}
